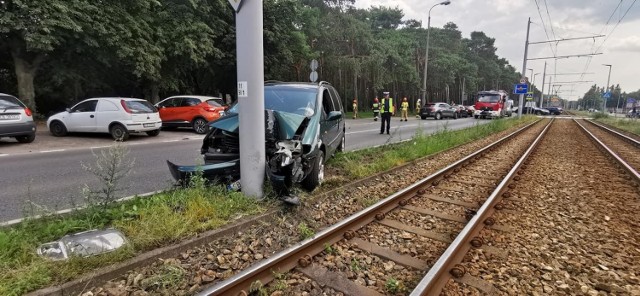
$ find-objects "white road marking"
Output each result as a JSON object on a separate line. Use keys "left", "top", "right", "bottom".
{"left": 163, "top": 139, "right": 181, "bottom": 143}
{"left": 40, "top": 149, "right": 65, "bottom": 153}
{"left": 0, "top": 154, "right": 8, "bottom": 157}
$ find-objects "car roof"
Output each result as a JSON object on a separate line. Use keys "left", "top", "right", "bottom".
{"left": 84, "top": 97, "right": 147, "bottom": 102}
{"left": 166, "top": 95, "right": 223, "bottom": 101}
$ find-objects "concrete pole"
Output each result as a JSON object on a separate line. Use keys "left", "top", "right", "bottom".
{"left": 539, "top": 61, "right": 546, "bottom": 108}
{"left": 236, "top": 0, "right": 265, "bottom": 198}
{"left": 517, "top": 18, "right": 531, "bottom": 118}
{"left": 603, "top": 64, "right": 612, "bottom": 112}
{"left": 421, "top": 11, "right": 433, "bottom": 104}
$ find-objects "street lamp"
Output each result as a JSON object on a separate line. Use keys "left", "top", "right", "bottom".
{"left": 421, "top": 0, "right": 451, "bottom": 103}
{"left": 603, "top": 64, "right": 612, "bottom": 112}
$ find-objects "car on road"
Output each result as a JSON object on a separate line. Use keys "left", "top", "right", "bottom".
{"left": 0, "top": 93, "right": 36, "bottom": 143}
{"left": 465, "top": 105, "right": 475, "bottom": 117}
{"left": 544, "top": 107, "right": 563, "bottom": 115}
{"left": 420, "top": 102, "right": 458, "bottom": 120}
{"left": 155, "top": 95, "right": 228, "bottom": 134}
{"left": 627, "top": 109, "right": 639, "bottom": 118}
{"left": 47, "top": 98, "right": 162, "bottom": 141}
{"left": 453, "top": 105, "right": 469, "bottom": 118}
{"left": 168, "top": 81, "right": 346, "bottom": 194}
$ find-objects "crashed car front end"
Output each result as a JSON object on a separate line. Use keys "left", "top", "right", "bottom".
{"left": 167, "top": 109, "right": 318, "bottom": 193}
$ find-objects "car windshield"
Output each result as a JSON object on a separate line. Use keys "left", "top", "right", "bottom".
{"left": 206, "top": 99, "right": 223, "bottom": 107}
{"left": 477, "top": 94, "right": 500, "bottom": 103}
{"left": 125, "top": 100, "right": 157, "bottom": 113}
{"left": 228, "top": 86, "right": 317, "bottom": 116}
{"left": 0, "top": 95, "right": 24, "bottom": 109}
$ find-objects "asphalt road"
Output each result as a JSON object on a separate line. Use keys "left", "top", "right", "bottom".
{"left": 0, "top": 117, "right": 488, "bottom": 222}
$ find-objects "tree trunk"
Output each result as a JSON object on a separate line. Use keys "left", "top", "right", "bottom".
{"left": 10, "top": 42, "right": 43, "bottom": 112}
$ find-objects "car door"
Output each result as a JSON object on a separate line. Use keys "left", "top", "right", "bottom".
{"left": 319, "top": 88, "right": 340, "bottom": 155}
{"left": 66, "top": 100, "right": 98, "bottom": 132}
{"left": 441, "top": 103, "right": 453, "bottom": 117}
{"left": 157, "top": 98, "right": 180, "bottom": 122}
{"left": 95, "top": 100, "right": 121, "bottom": 132}
{"left": 178, "top": 97, "right": 201, "bottom": 122}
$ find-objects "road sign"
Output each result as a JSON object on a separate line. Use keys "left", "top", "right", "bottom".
{"left": 310, "top": 71, "right": 318, "bottom": 82}
{"left": 310, "top": 59, "right": 319, "bottom": 71}
{"left": 514, "top": 83, "right": 528, "bottom": 94}
{"left": 603, "top": 91, "right": 611, "bottom": 99}
{"left": 228, "top": 0, "right": 243, "bottom": 12}
{"left": 526, "top": 93, "right": 533, "bottom": 100}
{"left": 237, "top": 81, "right": 248, "bottom": 97}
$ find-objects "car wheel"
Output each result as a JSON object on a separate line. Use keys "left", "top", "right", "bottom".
{"left": 535, "top": 111, "right": 541, "bottom": 115}
{"left": 337, "top": 134, "right": 345, "bottom": 152}
{"left": 110, "top": 124, "right": 129, "bottom": 141}
{"left": 420, "top": 115, "right": 427, "bottom": 120}
{"left": 435, "top": 112, "right": 442, "bottom": 120}
{"left": 301, "top": 150, "right": 324, "bottom": 192}
{"left": 474, "top": 115, "right": 478, "bottom": 119}
{"left": 15, "top": 133, "right": 35, "bottom": 143}
{"left": 146, "top": 129, "right": 160, "bottom": 137}
{"left": 49, "top": 121, "right": 67, "bottom": 137}
{"left": 193, "top": 118, "right": 208, "bottom": 134}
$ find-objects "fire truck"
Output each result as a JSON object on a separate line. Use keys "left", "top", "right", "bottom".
{"left": 473, "top": 90, "right": 512, "bottom": 119}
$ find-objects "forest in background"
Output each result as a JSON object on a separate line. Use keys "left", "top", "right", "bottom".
{"left": 2, "top": 0, "right": 568, "bottom": 117}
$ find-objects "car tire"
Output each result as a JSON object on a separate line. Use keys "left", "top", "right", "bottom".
{"left": 435, "top": 112, "right": 442, "bottom": 120}
{"left": 420, "top": 115, "right": 427, "bottom": 120}
{"left": 146, "top": 129, "right": 160, "bottom": 137}
{"left": 16, "top": 133, "right": 35, "bottom": 143}
{"left": 193, "top": 118, "right": 208, "bottom": 134}
{"left": 337, "top": 134, "right": 345, "bottom": 152}
{"left": 474, "top": 115, "right": 478, "bottom": 119}
{"left": 110, "top": 124, "right": 129, "bottom": 141}
{"left": 301, "top": 150, "right": 324, "bottom": 192}
{"left": 49, "top": 121, "right": 67, "bottom": 137}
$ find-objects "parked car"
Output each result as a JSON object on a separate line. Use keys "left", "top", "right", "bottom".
{"left": 47, "top": 98, "right": 162, "bottom": 141}
{"left": 155, "top": 96, "right": 228, "bottom": 134}
{"left": 168, "top": 81, "right": 346, "bottom": 194}
{"left": 0, "top": 93, "right": 36, "bottom": 143}
{"left": 465, "top": 105, "right": 475, "bottom": 116}
{"left": 627, "top": 109, "right": 639, "bottom": 118}
{"left": 420, "top": 102, "right": 458, "bottom": 120}
{"left": 544, "top": 107, "right": 563, "bottom": 115}
{"left": 453, "top": 105, "right": 468, "bottom": 118}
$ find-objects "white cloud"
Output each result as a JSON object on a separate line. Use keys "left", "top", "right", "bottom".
{"left": 353, "top": 0, "right": 640, "bottom": 100}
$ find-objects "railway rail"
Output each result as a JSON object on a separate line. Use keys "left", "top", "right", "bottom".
{"left": 197, "top": 118, "right": 553, "bottom": 296}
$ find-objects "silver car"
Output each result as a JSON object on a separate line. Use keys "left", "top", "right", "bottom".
{"left": 0, "top": 93, "right": 36, "bottom": 143}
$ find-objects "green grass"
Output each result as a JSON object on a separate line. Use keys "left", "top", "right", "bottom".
{"left": 595, "top": 117, "right": 640, "bottom": 136}
{"left": 0, "top": 186, "right": 264, "bottom": 296}
{"left": 329, "top": 116, "right": 537, "bottom": 179}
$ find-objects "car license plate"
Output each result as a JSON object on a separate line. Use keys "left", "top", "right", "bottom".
{"left": 143, "top": 123, "right": 155, "bottom": 128}
{"left": 0, "top": 114, "right": 19, "bottom": 120}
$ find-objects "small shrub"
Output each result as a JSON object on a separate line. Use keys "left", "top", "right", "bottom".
{"left": 385, "top": 278, "right": 405, "bottom": 294}
{"left": 81, "top": 142, "right": 134, "bottom": 208}
{"left": 297, "top": 222, "right": 315, "bottom": 240}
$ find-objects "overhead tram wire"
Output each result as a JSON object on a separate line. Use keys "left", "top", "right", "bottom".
{"left": 595, "top": 0, "right": 637, "bottom": 53}
{"left": 533, "top": 0, "right": 557, "bottom": 57}
{"left": 579, "top": 0, "right": 624, "bottom": 81}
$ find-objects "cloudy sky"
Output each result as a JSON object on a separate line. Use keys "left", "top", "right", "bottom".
{"left": 354, "top": 0, "right": 640, "bottom": 101}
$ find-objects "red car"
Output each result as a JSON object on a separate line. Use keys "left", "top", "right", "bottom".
{"left": 155, "top": 96, "right": 228, "bottom": 134}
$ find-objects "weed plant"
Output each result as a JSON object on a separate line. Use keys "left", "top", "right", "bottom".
{"left": 595, "top": 117, "right": 640, "bottom": 135}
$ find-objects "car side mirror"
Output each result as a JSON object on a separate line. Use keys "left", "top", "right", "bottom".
{"left": 66, "top": 108, "right": 72, "bottom": 113}
{"left": 327, "top": 111, "right": 342, "bottom": 121}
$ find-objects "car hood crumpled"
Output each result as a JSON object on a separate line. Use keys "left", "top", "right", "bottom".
{"left": 209, "top": 110, "right": 316, "bottom": 144}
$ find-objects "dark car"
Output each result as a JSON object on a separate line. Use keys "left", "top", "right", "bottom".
{"left": 544, "top": 107, "right": 563, "bottom": 115}
{"left": 420, "top": 102, "right": 458, "bottom": 120}
{"left": 0, "top": 93, "right": 36, "bottom": 143}
{"left": 453, "top": 105, "right": 469, "bottom": 118}
{"left": 168, "top": 81, "right": 346, "bottom": 194}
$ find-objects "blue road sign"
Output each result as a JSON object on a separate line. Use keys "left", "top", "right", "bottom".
{"left": 514, "top": 83, "right": 528, "bottom": 94}
{"left": 603, "top": 91, "right": 611, "bottom": 99}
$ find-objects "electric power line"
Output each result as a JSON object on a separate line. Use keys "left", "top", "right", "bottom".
{"left": 533, "top": 0, "right": 557, "bottom": 56}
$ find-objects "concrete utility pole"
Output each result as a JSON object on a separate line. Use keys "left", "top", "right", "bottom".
{"left": 421, "top": 0, "right": 451, "bottom": 104}
{"left": 603, "top": 64, "right": 612, "bottom": 112}
{"left": 517, "top": 18, "right": 531, "bottom": 117}
{"left": 539, "top": 61, "right": 546, "bottom": 108}
{"left": 234, "top": 0, "right": 265, "bottom": 198}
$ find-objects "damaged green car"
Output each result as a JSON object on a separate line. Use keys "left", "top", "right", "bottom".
{"left": 168, "top": 81, "right": 346, "bottom": 194}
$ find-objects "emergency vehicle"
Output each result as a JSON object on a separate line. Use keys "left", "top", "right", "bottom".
{"left": 473, "top": 90, "right": 511, "bottom": 119}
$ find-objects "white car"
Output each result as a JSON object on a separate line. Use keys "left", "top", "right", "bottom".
{"left": 47, "top": 98, "right": 162, "bottom": 141}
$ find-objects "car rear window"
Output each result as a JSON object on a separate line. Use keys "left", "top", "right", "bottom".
{"left": 206, "top": 99, "right": 223, "bottom": 107}
{"left": 125, "top": 100, "right": 157, "bottom": 113}
{"left": 0, "top": 95, "right": 25, "bottom": 109}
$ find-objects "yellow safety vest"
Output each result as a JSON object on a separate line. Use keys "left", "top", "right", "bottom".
{"left": 381, "top": 98, "right": 394, "bottom": 113}
{"left": 372, "top": 102, "right": 379, "bottom": 110}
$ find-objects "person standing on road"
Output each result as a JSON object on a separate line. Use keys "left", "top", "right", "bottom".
{"left": 352, "top": 99, "right": 358, "bottom": 119}
{"left": 380, "top": 91, "right": 394, "bottom": 134}
{"left": 401, "top": 97, "right": 409, "bottom": 121}
{"left": 372, "top": 97, "right": 380, "bottom": 121}
{"left": 415, "top": 98, "right": 421, "bottom": 118}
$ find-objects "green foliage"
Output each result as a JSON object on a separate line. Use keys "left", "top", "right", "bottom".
{"left": 297, "top": 222, "right": 315, "bottom": 240}
{"left": 596, "top": 117, "right": 640, "bottom": 135}
{"left": 385, "top": 277, "right": 405, "bottom": 294}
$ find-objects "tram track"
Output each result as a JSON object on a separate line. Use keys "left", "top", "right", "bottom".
{"left": 198, "top": 119, "right": 552, "bottom": 296}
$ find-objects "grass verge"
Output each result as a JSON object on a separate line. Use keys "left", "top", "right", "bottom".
{"left": 594, "top": 116, "right": 640, "bottom": 136}
{"left": 328, "top": 116, "right": 537, "bottom": 179}
{"left": 0, "top": 185, "right": 264, "bottom": 296}
{"left": 1, "top": 116, "right": 535, "bottom": 295}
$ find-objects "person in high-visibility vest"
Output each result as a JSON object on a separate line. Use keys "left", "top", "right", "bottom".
{"left": 380, "top": 92, "right": 394, "bottom": 135}
{"left": 352, "top": 99, "right": 358, "bottom": 119}
{"left": 415, "top": 98, "right": 422, "bottom": 118}
{"left": 401, "top": 97, "right": 409, "bottom": 121}
{"left": 372, "top": 97, "right": 380, "bottom": 121}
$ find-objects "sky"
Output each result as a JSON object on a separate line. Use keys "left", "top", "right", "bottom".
{"left": 353, "top": 0, "right": 640, "bottom": 101}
